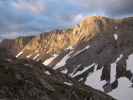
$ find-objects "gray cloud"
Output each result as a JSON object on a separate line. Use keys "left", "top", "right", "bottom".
{"left": 69, "top": 0, "right": 133, "bottom": 17}
{"left": 104, "top": 0, "right": 133, "bottom": 17}
{"left": 0, "top": 0, "right": 133, "bottom": 38}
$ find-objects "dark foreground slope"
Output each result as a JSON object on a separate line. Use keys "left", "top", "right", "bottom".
{"left": 0, "top": 49, "right": 114, "bottom": 100}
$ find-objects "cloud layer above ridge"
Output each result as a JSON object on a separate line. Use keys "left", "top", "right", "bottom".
{"left": 0, "top": 0, "right": 133, "bottom": 35}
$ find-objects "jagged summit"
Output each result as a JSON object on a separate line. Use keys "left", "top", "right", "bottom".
{"left": 73, "top": 16, "right": 116, "bottom": 38}
{"left": 1, "top": 16, "right": 132, "bottom": 59}
{"left": 14, "top": 16, "right": 118, "bottom": 60}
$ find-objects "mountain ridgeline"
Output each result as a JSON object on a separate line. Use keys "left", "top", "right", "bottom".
{"left": 1, "top": 16, "right": 133, "bottom": 100}
{"left": 12, "top": 16, "right": 133, "bottom": 60}
{"left": 0, "top": 36, "right": 34, "bottom": 56}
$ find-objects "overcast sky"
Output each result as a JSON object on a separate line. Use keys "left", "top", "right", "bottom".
{"left": 0, "top": 0, "right": 133, "bottom": 38}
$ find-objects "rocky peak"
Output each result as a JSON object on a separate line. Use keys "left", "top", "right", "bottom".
{"left": 73, "top": 16, "right": 117, "bottom": 40}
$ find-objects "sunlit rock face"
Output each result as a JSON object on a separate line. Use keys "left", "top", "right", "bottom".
{"left": 73, "top": 16, "right": 116, "bottom": 41}
{"left": 15, "top": 16, "right": 117, "bottom": 60}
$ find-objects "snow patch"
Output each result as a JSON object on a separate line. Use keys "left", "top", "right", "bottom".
{"left": 26, "top": 54, "right": 32, "bottom": 58}
{"left": 127, "top": 54, "right": 133, "bottom": 73}
{"left": 73, "top": 45, "right": 90, "bottom": 57}
{"left": 85, "top": 67, "right": 106, "bottom": 91}
{"left": 53, "top": 52, "right": 71, "bottom": 70}
{"left": 108, "top": 77, "right": 133, "bottom": 100}
{"left": 113, "top": 34, "right": 118, "bottom": 40}
{"left": 33, "top": 54, "right": 40, "bottom": 60}
{"left": 115, "top": 54, "right": 123, "bottom": 63}
{"left": 61, "top": 68, "right": 68, "bottom": 74}
{"left": 36, "top": 58, "right": 40, "bottom": 62}
{"left": 43, "top": 54, "right": 58, "bottom": 66}
{"left": 44, "top": 71, "right": 51, "bottom": 75}
{"left": 16, "top": 51, "right": 23, "bottom": 58}
{"left": 79, "top": 78, "right": 84, "bottom": 82}
{"left": 72, "top": 63, "right": 95, "bottom": 78}
{"left": 110, "top": 63, "right": 117, "bottom": 83}
{"left": 64, "top": 82, "right": 73, "bottom": 86}
{"left": 65, "top": 46, "right": 74, "bottom": 50}
{"left": 110, "top": 54, "right": 123, "bottom": 83}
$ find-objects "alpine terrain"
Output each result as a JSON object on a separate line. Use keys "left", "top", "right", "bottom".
{"left": 1, "top": 16, "right": 133, "bottom": 100}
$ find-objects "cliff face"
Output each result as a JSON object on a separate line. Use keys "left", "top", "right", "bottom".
{"left": 15, "top": 17, "right": 115, "bottom": 60}
{"left": 16, "top": 16, "right": 131, "bottom": 60}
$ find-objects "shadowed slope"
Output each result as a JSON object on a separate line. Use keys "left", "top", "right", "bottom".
{"left": 0, "top": 49, "right": 115, "bottom": 100}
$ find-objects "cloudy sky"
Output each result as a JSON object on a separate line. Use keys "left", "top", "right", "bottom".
{"left": 0, "top": 0, "right": 133, "bottom": 38}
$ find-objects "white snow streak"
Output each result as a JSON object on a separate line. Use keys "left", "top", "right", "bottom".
{"left": 113, "top": 34, "right": 118, "bottom": 40}
{"left": 33, "top": 54, "right": 40, "bottom": 60}
{"left": 127, "top": 54, "right": 133, "bottom": 73}
{"left": 72, "top": 63, "right": 95, "bottom": 78}
{"left": 43, "top": 54, "right": 58, "bottom": 66}
{"left": 110, "top": 63, "right": 117, "bottom": 83}
{"left": 16, "top": 51, "right": 23, "bottom": 58}
{"left": 61, "top": 69, "right": 68, "bottom": 74}
{"left": 53, "top": 52, "right": 71, "bottom": 70}
{"left": 110, "top": 54, "right": 123, "bottom": 83}
{"left": 65, "top": 46, "right": 74, "bottom": 50}
{"left": 72, "top": 45, "right": 90, "bottom": 57}
{"left": 26, "top": 54, "right": 32, "bottom": 58}
{"left": 64, "top": 82, "right": 73, "bottom": 86}
{"left": 44, "top": 71, "right": 51, "bottom": 75}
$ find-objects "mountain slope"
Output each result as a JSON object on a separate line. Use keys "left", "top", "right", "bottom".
{"left": 11, "top": 16, "right": 133, "bottom": 100}
{"left": 0, "top": 49, "right": 114, "bottom": 100}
